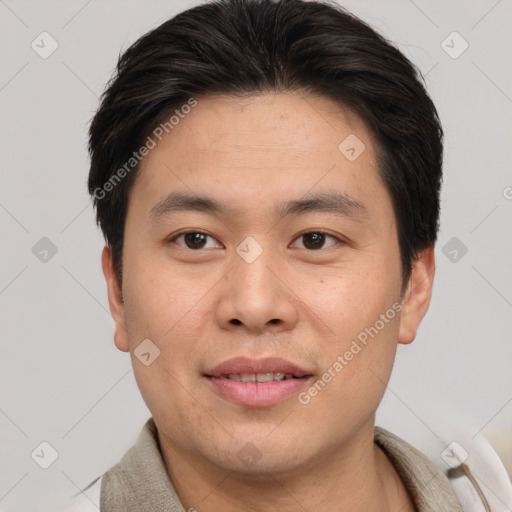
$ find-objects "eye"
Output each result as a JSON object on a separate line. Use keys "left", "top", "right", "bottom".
{"left": 166, "top": 229, "right": 343, "bottom": 251}
{"left": 290, "top": 230, "right": 342, "bottom": 250}
{"left": 167, "top": 230, "right": 222, "bottom": 250}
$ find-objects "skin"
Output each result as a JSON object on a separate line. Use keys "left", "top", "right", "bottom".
{"left": 102, "top": 92, "right": 435, "bottom": 512}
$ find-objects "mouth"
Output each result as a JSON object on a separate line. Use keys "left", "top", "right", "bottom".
{"left": 203, "top": 357, "right": 314, "bottom": 407}
{"left": 208, "top": 372, "right": 307, "bottom": 382}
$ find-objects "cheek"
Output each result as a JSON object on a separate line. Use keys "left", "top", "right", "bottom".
{"left": 337, "top": 271, "right": 402, "bottom": 380}
{"left": 124, "top": 267, "right": 211, "bottom": 428}
{"left": 302, "top": 312, "right": 400, "bottom": 433}
{"left": 297, "top": 260, "right": 401, "bottom": 418}
{"left": 132, "top": 358, "right": 209, "bottom": 447}
{"left": 123, "top": 248, "right": 207, "bottom": 340}
{"left": 121, "top": 254, "right": 212, "bottom": 403}
{"left": 301, "top": 261, "right": 399, "bottom": 341}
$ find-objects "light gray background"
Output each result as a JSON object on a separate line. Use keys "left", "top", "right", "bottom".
{"left": 1, "top": 0, "right": 511, "bottom": 510}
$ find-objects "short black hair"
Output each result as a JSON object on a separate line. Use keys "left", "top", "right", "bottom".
{"left": 88, "top": 0, "right": 443, "bottom": 292}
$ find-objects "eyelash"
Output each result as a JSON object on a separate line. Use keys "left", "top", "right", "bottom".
{"left": 166, "top": 229, "right": 344, "bottom": 251}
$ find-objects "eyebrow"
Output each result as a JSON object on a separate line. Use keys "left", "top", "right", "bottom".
{"left": 149, "top": 190, "right": 369, "bottom": 222}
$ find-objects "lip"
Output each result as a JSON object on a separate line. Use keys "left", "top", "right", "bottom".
{"left": 205, "top": 356, "right": 312, "bottom": 378}
{"left": 204, "top": 357, "right": 313, "bottom": 408}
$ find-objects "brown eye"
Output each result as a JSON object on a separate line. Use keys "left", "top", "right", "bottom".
{"left": 168, "top": 231, "right": 221, "bottom": 250}
{"left": 183, "top": 232, "right": 207, "bottom": 249}
{"left": 292, "top": 231, "right": 340, "bottom": 250}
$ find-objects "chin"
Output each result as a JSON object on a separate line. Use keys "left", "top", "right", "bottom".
{"left": 204, "top": 428, "right": 316, "bottom": 476}
{"left": 219, "top": 450, "right": 310, "bottom": 477}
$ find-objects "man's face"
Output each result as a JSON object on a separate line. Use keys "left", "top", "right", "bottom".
{"left": 104, "top": 92, "right": 425, "bottom": 474}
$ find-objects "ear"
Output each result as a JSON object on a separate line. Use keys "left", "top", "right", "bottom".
{"left": 101, "top": 245, "right": 130, "bottom": 352}
{"left": 398, "top": 245, "right": 435, "bottom": 345}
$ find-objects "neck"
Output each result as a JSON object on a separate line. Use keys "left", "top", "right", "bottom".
{"left": 158, "top": 419, "right": 415, "bottom": 512}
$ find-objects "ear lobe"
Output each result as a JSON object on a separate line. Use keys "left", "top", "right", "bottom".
{"left": 398, "top": 246, "right": 436, "bottom": 345}
{"left": 101, "top": 245, "right": 130, "bottom": 352}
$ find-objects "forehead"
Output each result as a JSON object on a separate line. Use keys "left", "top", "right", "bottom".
{"left": 148, "top": 92, "right": 373, "bottom": 162}
{"left": 129, "top": 92, "right": 389, "bottom": 221}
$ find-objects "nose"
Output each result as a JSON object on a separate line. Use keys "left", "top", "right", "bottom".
{"left": 216, "top": 240, "right": 299, "bottom": 334}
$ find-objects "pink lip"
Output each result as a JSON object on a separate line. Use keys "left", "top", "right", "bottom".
{"left": 206, "top": 356, "right": 311, "bottom": 377}
{"left": 206, "top": 377, "right": 311, "bottom": 407}
{"left": 204, "top": 357, "right": 313, "bottom": 407}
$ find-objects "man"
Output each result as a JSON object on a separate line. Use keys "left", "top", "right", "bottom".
{"left": 64, "top": 0, "right": 511, "bottom": 510}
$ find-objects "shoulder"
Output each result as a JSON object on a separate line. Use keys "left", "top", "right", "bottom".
{"left": 375, "top": 425, "right": 512, "bottom": 512}
{"left": 375, "top": 426, "right": 463, "bottom": 511}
